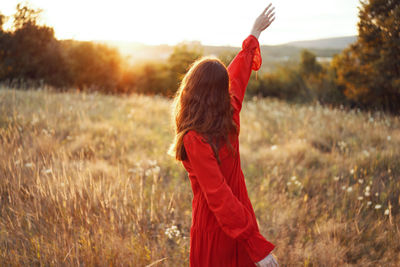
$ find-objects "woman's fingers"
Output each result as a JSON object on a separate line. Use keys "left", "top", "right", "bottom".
{"left": 261, "top": 3, "right": 272, "bottom": 16}
{"left": 265, "top": 6, "right": 275, "bottom": 17}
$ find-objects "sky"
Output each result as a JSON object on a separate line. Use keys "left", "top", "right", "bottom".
{"left": 0, "top": 0, "right": 361, "bottom": 46}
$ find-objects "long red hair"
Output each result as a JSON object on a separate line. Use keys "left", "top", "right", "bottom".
{"left": 168, "top": 56, "right": 238, "bottom": 164}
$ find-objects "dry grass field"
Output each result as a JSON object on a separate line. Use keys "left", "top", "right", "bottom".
{"left": 0, "top": 87, "right": 399, "bottom": 266}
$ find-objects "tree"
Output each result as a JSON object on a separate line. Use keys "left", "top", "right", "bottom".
{"left": 0, "top": 13, "right": 5, "bottom": 32}
{"left": 63, "top": 41, "right": 122, "bottom": 91}
{"left": 333, "top": 0, "right": 400, "bottom": 111}
{"left": 299, "top": 49, "right": 322, "bottom": 78}
{"left": 13, "top": 3, "right": 42, "bottom": 30}
{"left": 167, "top": 43, "right": 203, "bottom": 94}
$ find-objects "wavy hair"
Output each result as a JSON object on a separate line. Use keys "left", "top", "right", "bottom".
{"left": 168, "top": 56, "right": 238, "bottom": 164}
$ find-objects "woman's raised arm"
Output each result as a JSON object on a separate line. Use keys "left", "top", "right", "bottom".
{"left": 227, "top": 3, "right": 275, "bottom": 128}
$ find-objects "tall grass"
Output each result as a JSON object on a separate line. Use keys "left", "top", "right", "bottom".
{"left": 0, "top": 87, "right": 399, "bottom": 266}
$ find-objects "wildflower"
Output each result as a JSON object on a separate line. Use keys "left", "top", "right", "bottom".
{"left": 365, "top": 191, "right": 370, "bottom": 197}
{"left": 374, "top": 204, "right": 382, "bottom": 209}
{"left": 384, "top": 209, "right": 389, "bottom": 215}
{"left": 375, "top": 192, "right": 379, "bottom": 197}
{"left": 145, "top": 169, "right": 152, "bottom": 177}
{"left": 287, "top": 182, "right": 292, "bottom": 186}
{"left": 270, "top": 145, "right": 278, "bottom": 150}
{"left": 367, "top": 201, "right": 372, "bottom": 206}
{"left": 357, "top": 196, "right": 363, "bottom": 200}
{"left": 387, "top": 136, "right": 391, "bottom": 141}
{"left": 148, "top": 160, "right": 157, "bottom": 166}
{"left": 338, "top": 141, "right": 347, "bottom": 151}
{"left": 350, "top": 169, "right": 354, "bottom": 175}
{"left": 291, "top": 176, "right": 297, "bottom": 181}
{"left": 358, "top": 179, "right": 364, "bottom": 184}
{"left": 341, "top": 186, "right": 346, "bottom": 190}
{"left": 165, "top": 225, "right": 180, "bottom": 239}
{"left": 347, "top": 187, "right": 353, "bottom": 193}
{"left": 32, "top": 117, "right": 39, "bottom": 125}
{"left": 362, "top": 150, "right": 370, "bottom": 157}
{"left": 333, "top": 176, "right": 340, "bottom": 181}
{"left": 365, "top": 186, "right": 370, "bottom": 192}
{"left": 369, "top": 117, "right": 374, "bottom": 123}
{"left": 42, "top": 169, "right": 52, "bottom": 174}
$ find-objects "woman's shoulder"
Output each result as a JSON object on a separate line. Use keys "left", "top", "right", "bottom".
{"left": 183, "top": 130, "right": 206, "bottom": 145}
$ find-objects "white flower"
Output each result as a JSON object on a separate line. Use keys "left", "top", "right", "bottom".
{"left": 165, "top": 225, "right": 180, "bottom": 239}
{"left": 367, "top": 201, "right": 372, "bottom": 206}
{"left": 338, "top": 141, "right": 347, "bottom": 151}
{"left": 350, "top": 169, "right": 354, "bottom": 175}
{"left": 375, "top": 192, "right": 379, "bottom": 197}
{"left": 362, "top": 150, "right": 370, "bottom": 157}
{"left": 347, "top": 187, "right": 353, "bottom": 193}
{"left": 291, "top": 176, "right": 297, "bottom": 181}
{"left": 365, "top": 186, "right": 370, "bottom": 192}
{"left": 384, "top": 209, "right": 389, "bottom": 215}
{"left": 387, "top": 136, "right": 391, "bottom": 141}
{"left": 341, "top": 186, "right": 346, "bottom": 190}
{"left": 374, "top": 204, "right": 382, "bottom": 209}
{"left": 334, "top": 176, "right": 340, "bottom": 181}
{"left": 358, "top": 179, "right": 364, "bottom": 184}
{"left": 148, "top": 160, "right": 157, "bottom": 166}
{"left": 364, "top": 191, "right": 370, "bottom": 197}
{"left": 42, "top": 169, "right": 52, "bottom": 174}
{"left": 357, "top": 196, "right": 363, "bottom": 200}
{"left": 270, "top": 145, "right": 278, "bottom": 151}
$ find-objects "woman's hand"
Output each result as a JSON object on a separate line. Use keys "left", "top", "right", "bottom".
{"left": 250, "top": 3, "right": 275, "bottom": 39}
{"left": 255, "top": 253, "right": 279, "bottom": 267}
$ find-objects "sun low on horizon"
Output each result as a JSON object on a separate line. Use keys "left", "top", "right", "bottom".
{"left": 1, "top": 0, "right": 360, "bottom": 46}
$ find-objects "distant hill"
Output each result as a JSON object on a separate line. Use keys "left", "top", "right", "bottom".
{"left": 100, "top": 35, "right": 357, "bottom": 72}
{"left": 284, "top": 36, "right": 357, "bottom": 50}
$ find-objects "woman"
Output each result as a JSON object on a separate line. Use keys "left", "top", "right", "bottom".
{"left": 169, "top": 3, "right": 277, "bottom": 267}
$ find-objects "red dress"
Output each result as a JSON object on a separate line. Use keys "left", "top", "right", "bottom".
{"left": 182, "top": 35, "right": 275, "bottom": 267}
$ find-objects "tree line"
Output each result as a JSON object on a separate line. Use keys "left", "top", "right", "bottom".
{"left": 0, "top": 1, "right": 399, "bottom": 112}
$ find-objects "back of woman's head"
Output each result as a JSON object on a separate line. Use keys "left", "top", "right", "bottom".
{"left": 169, "top": 56, "right": 237, "bottom": 163}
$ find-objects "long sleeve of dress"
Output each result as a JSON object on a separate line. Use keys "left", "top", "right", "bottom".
{"left": 227, "top": 34, "right": 262, "bottom": 130}
{"left": 183, "top": 132, "right": 275, "bottom": 263}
